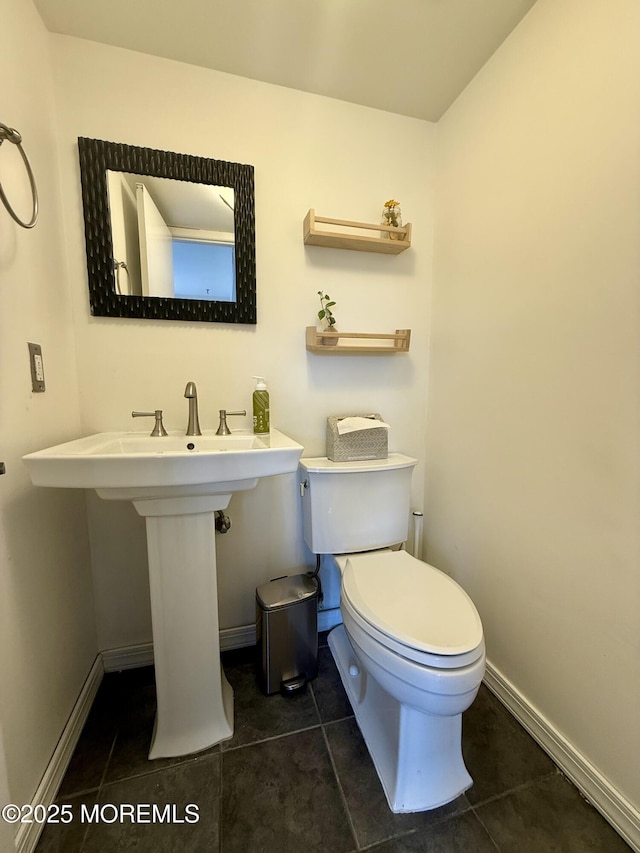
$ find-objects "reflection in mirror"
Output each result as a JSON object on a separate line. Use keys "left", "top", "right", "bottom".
{"left": 78, "top": 138, "right": 256, "bottom": 323}
{"left": 107, "top": 172, "right": 235, "bottom": 301}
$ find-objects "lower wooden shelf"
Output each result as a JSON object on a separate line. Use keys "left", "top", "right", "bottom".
{"left": 306, "top": 327, "right": 411, "bottom": 354}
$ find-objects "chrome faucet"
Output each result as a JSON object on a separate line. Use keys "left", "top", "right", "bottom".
{"left": 184, "top": 382, "right": 202, "bottom": 436}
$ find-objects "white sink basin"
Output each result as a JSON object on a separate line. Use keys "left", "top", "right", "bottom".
{"left": 23, "top": 428, "right": 303, "bottom": 499}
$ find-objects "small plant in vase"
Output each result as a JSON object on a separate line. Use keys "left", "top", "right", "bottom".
{"left": 317, "top": 291, "right": 338, "bottom": 345}
{"left": 381, "top": 199, "right": 402, "bottom": 240}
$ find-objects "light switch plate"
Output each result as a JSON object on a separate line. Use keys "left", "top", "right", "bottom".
{"left": 28, "top": 342, "right": 45, "bottom": 392}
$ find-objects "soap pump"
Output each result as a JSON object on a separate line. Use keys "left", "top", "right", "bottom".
{"left": 252, "top": 376, "right": 270, "bottom": 435}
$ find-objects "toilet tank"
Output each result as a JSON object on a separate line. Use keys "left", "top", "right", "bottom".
{"left": 299, "top": 454, "right": 417, "bottom": 554}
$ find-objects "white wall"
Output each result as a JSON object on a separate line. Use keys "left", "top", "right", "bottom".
{"left": 0, "top": 0, "right": 96, "bottom": 821}
{"left": 429, "top": 0, "right": 639, "bottom": 815}
{"left": 49, "top": 36, "right": 435, "bottom": 647}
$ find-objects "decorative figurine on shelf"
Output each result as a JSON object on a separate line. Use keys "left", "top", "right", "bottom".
{"left": 317, "top": 291, "right": 338, "bottom": 345}
{"left": 381, "top": 199, "right": 402, "bottom": 240}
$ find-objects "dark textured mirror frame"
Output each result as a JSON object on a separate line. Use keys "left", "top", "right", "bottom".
{"left": 77, "top": 137, "right": 256, "bottom": 323}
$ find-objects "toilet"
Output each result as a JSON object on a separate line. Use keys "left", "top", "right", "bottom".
{"left": 299, "top": 453, "right": 485, "bottom": 813}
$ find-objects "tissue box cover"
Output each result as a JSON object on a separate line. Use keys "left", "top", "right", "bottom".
{"left": 326, "top": 414, "right": 388, "bottom": 462}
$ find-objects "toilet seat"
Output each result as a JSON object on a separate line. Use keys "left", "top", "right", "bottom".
{"left": 341, "top": 550, "right": 484, "bottom": 667}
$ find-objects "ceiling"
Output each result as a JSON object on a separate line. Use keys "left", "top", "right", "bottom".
{"left": 34, "top": 0, "right": 537, "bottom": 122}
{"left": 118, "top": 173, "right": 235, "bottom": 232}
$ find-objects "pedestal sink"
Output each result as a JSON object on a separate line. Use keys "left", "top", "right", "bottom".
{"left": 23, "top": 429, "right": 303, "bottom": 758}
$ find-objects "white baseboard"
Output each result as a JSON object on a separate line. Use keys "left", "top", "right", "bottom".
{"left": 101, "top": 641, "right": 154, "bottom": 671}
{"left": 484, "top": 661, "right": 640, "bottom": 853}
{"left": 101, "top": 624, "right": 258, "bottom": 672}
{"left": 101, "top": 613, "right": 344, "bottom": 672}
{"left": 16, "top": 656, "right": 103, "bottom": 853}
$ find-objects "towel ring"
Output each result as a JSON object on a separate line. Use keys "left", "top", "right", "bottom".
{"left": 0, "top": 122, "right": 39, "bottom": 229}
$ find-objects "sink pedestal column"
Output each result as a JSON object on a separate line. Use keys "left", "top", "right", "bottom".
{"left": 133, "top": 494, "right": 235, "bottom": 759}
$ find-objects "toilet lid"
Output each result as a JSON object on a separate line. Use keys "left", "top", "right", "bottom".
{"left": 342, "top": 550, "right": 483, "bottom": 656}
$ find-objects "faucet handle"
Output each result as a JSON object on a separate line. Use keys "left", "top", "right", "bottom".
{"left": 216, "top": 409, "right": 247, "bottom": 436}
{"left": 132, "top": 410, "right": 168, "bottom": 437}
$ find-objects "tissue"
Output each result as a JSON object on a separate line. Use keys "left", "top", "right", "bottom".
{"left": 336, "top": 416, "right": 391, "bottom": 435}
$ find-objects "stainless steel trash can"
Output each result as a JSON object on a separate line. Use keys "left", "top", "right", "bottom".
{"left": 256, "top": 573, "right": 318, "bottom": 695}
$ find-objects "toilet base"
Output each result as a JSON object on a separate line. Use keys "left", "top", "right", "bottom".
{"left": 328, "top": 624, "right": 473, "bottom": 813}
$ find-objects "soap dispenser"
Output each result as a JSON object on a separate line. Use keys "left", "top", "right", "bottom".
{"left": 252, "top": 376, "right": 270, "bottom": 434}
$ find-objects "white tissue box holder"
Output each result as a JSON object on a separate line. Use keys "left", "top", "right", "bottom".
{"left": 326, "top": 414, "right": 388, "bottom": 462}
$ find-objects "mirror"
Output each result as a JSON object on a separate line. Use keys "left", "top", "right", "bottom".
{"left": 107, "top": 172, "right": 236, "bottom": 301}
{"left": 78, "top": 137, "right": 256, "bottom": 323}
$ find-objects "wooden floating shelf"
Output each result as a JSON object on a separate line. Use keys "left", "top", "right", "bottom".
{"left": 306, "top": 327, "right": 411, "bottom": 354}
{"left": 303, "top": 209, "right": 411, "bottom": 254}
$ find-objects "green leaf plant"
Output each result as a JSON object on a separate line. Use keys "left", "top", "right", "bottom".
{"left": 317, "top": 291, "right": 337, "bottom": 329}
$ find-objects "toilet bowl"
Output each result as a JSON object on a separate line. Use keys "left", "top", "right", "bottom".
{"left": 330, "top": 549, "right": 485, "bottom": 812}
{"left": 340, "top": 552, "right": 485, "bottom": 711}
{"left": 298, "top": 454, "right": 485, "bottom": 813}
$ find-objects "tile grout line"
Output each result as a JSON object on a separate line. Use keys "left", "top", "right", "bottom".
{"left": 78, "top": 730, "right": 118, "bottom": 853}
{"left": 468, "top": 807, "right": 503, "bottom": 853}
{"left": 221, "top": 720, "right": 324, "bottom": 753}
{"left": 468, "top": 768, "right": 562, "bottom": 853}
{"left": 217, "top": 745, "right": 223, "bottom": 853}
{"left": 469, "top": 767, "right": 560, "bottom": 811}
{"left": 309, "top": 681, "right": 360, "bottom": 852}
{"left": 319, "top": 724, "right": 361, "bottom": 852}
{"left": 97, "top": 750, "right": 220, "bottom": 791}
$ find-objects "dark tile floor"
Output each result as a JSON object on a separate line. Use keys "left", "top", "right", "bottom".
{"left": 36, "top": 633, "right": 631, "bottom": 852}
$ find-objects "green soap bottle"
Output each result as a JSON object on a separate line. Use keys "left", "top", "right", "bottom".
{"left": 252, "top": 376, "right": 270, "bottom": 434}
